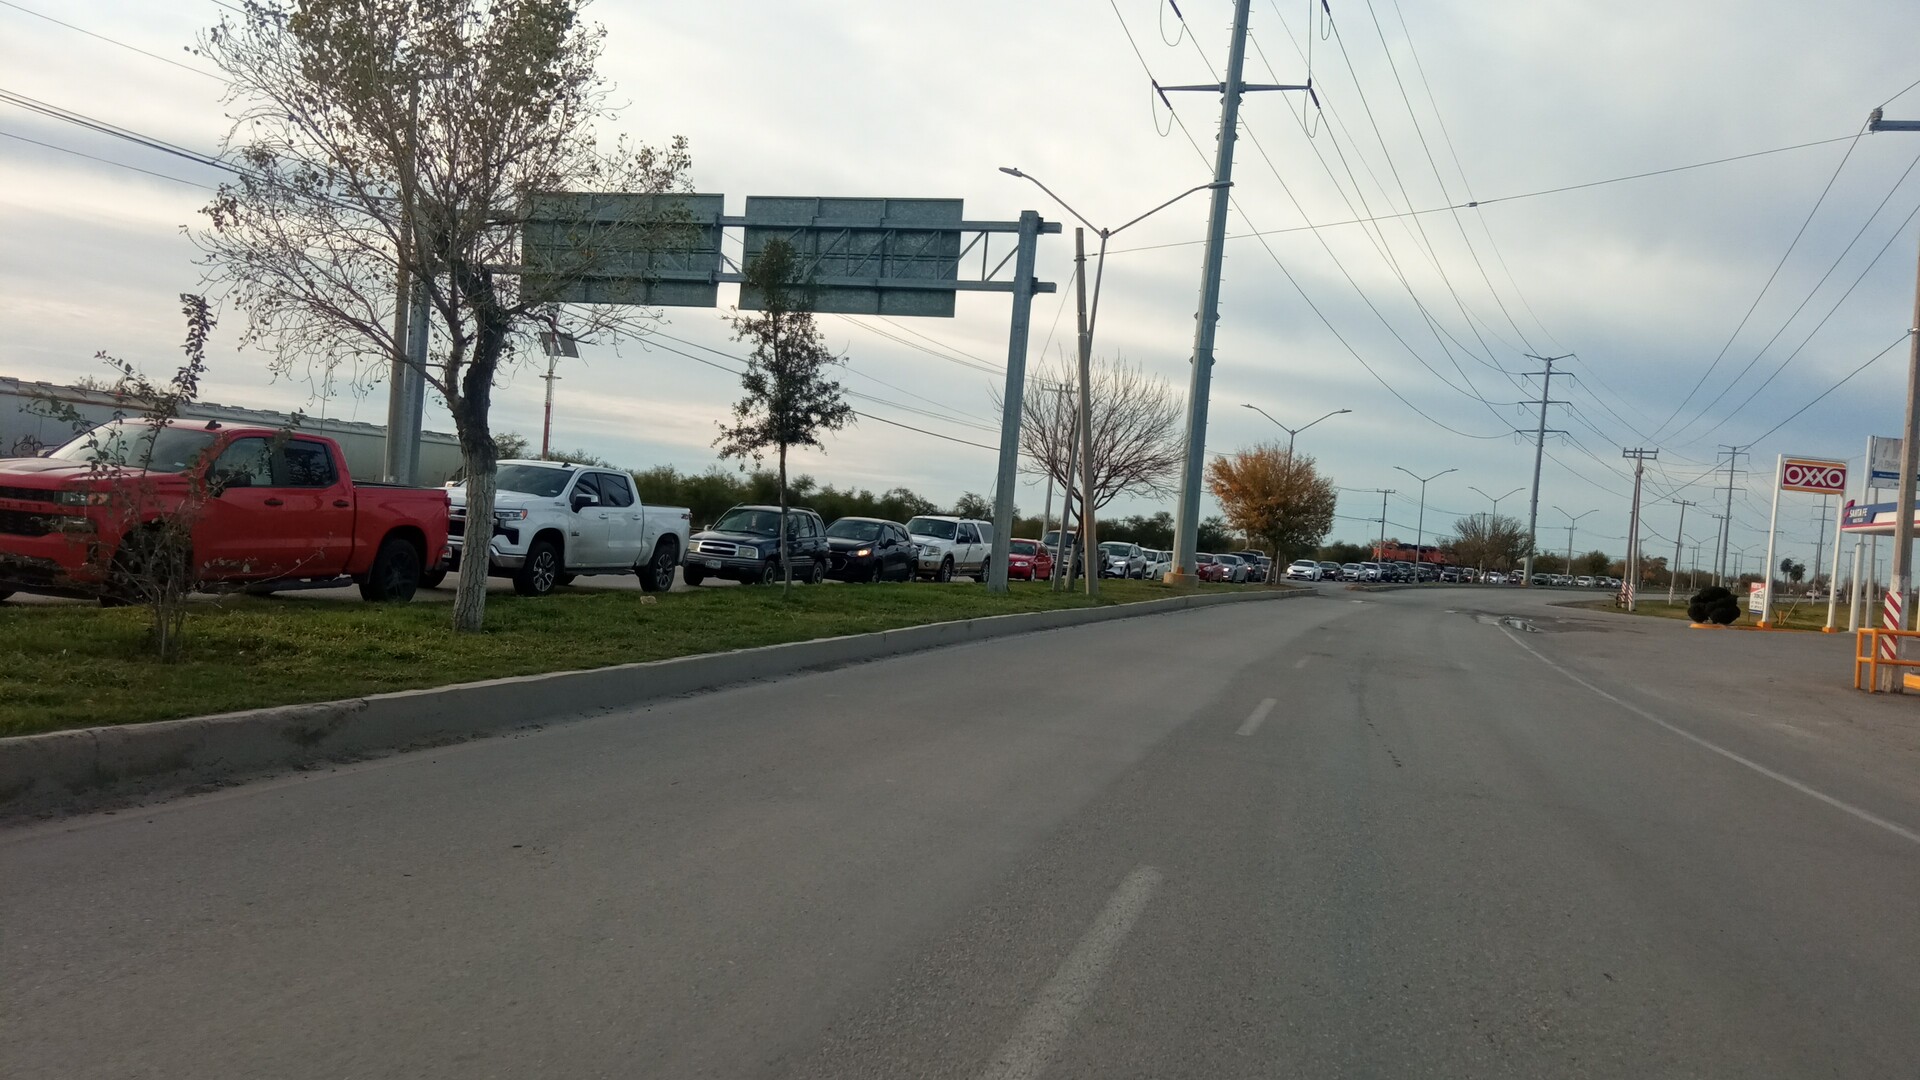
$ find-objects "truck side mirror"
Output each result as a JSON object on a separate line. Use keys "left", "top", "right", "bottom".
{"left": 571, "top": 492, "right": 597, "bottom": 512}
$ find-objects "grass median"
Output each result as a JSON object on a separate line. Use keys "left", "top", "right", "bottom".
{"left": 2, "top": 579, "right": 1281, "bottom": 737}
{"left": 1566, "top": 596, "right": 1852, "bottom": 631}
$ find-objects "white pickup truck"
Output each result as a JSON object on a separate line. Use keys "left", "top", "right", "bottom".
{"left": 445, "top": 460, "right": 690, "bottom": 596}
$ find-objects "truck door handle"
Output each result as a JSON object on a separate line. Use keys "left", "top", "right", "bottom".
{"left": 333, "top": 499, "right": 351, "bottom": 508}
{"left": 264, "top": 497, "right": 284, "bottom": 507}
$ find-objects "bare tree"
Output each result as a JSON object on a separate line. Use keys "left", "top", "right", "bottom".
{"left": 31, "top": 297, "right": 223, "bottom": 658}
{"left": 1447, "top": 512, "right": 1530, "bottom": 573}
{"left": 998, "top": 353, "right": 1182, "bottom": 513}
{"left": 196, "top": 0, "right": 692, "bottom": 631}
{"left": 715, "top": 240, "right": 855, "bottom": 595}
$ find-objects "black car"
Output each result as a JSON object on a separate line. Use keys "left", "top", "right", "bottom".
{"left": 683, "top": 504, "right": 829, "bottom": 585}
{"left": 823, "top": 516, "right": 915, "bottom": 582}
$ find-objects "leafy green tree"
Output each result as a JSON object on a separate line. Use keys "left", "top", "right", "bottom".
{"left": 952, "top": 491, "right": 994, "bottom": 520}
{"left": 1578, "top": 550, "right": 1610, "bottom": 577}
{"left": 716, "top": 239, "right": 856, "bottom": 594}
{"left": 1205, "top": 445, "right": 1337, "bottom": 563}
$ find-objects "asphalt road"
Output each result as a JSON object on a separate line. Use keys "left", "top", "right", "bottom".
{"left": 5, "top": 585, "right": 1919, "bottom": 1078}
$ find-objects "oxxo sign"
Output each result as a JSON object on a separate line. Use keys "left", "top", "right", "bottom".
{"left": 1780, "top": 458, "right": 1847, "bottom": 495}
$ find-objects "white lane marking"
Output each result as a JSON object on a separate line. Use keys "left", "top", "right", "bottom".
{"left": 1499, "top": 627, "right": 1920, "bottom": 848}
{"left": 1237, "top": 698, "right": 1278, "bottom": 737}
{"left": 977, "top": 865, "right": 1165, "bottom": 1080}
{"left": 1292, "top": 655, "right": 1312, "bottom": 670}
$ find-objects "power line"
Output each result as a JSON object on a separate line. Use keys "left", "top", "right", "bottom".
{"left": 1104, "top": 133, "right": 1864, "bottom": 256}
{"left": 0, "top": 128, "right": 213, "bottom": 188}
{"left": 0, "top": 86, "right": 235, "bottom": 174}
{"left": 640, "top": 337, "right": 1007, "bottom": 456}
{"left": 1651, "top": 127, "right": 1867, "bottom": 440}
{"left": 1685, "top": 191, "right": 1920, "bottom": 445}
{"left": 1153, "top": 2, "right": 1519, "bottom": 435}
{"left": 1740, "top": 333, "right": 1910, "bottom": 448}
{"left": 0, "top": 0, "right": 224, "bottom": 81}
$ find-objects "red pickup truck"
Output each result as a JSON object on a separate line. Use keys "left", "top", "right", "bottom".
{"left": 0, "top": 419, "right": 449, "bottom": 603}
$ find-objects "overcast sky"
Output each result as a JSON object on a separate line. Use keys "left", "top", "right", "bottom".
{"left": 5, "top": 0, "right": 1920, "bottom": 574}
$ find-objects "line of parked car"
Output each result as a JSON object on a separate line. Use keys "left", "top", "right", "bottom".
{"left": 0, "top": 417, "right": 1280, "bottom": 605}
{"left": 1281, "top": 557, "right": 1621, "bottom": 589}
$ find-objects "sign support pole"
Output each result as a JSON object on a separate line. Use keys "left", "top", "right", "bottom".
{"left": 986, "top": 210, "right": 1041, "bottom": 595}
{"left": 1826, "top": 496, "right": 1847, "bottom": 631}
{"left": 1849, "top": 543, "right": 1865, "bottom": 632}
{"left": 1760, "top": 454, "right": 1784, "bottom": 627}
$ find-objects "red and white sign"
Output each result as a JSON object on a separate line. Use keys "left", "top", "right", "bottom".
{"left": 1781, "top": 457, "right": 1847, "bottom": 494}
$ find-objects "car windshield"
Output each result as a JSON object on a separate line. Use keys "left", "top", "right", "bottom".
{"left": 713, "top": 508, "right": 782, "bottom": 536}
{"left": 1293, "top": 560, "right": 1316, "bottom": 567}
{"left": 496, "top": 464, "right": 572, "bottom": 497}
{"left": 50, "top": 421, "right": 218, "bottom": 474}
{"left": 1010, "top": 540, "right": 1038, "bottom": 556}
{"left": 1100, "top": 542, "right": 1131, "bottom": 556}
{"left": 907, "top": 517, "right": 957, "bottom": 540}
{"left": 826, "top": 520, "right": 883, "bottom": 541}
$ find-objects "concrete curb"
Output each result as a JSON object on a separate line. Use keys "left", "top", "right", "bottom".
{"left": 1, "top": 587, "right": 1311, "bottom": 818}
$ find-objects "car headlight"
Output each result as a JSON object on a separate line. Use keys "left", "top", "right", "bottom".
{"left": 494, "top": 508, "right": 528, "bottom": 522}
{"left": 854, "top": 548, "right": 871, "bottom": 557}
{"left": 55, "top": 490, "right": 110, "bottom": 507}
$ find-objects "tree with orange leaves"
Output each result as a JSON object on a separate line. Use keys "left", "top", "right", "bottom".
{"left": 1205, "top": 444, "right": 1336, "bottom": 578}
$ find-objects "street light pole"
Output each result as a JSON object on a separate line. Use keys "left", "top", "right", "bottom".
{"left": 1000, "top": 167, "right": 1227, "bottom": 590}
{"left": 1395, "top": 466, "right": 1456, "bottom": 583}
{"left": 1468, "top": 485, "right": 1523, "bottom": 574}
{"left": 1242, "top": 404, "right": 1352, "bottom": 463}
{"left": 1554, "top": 506, "right": 1598, "bottom": 577}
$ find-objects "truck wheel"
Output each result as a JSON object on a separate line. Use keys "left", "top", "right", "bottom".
{"left": 513, "top": 538, "right": 563, "bottom": 596}
{"left": 757, "top": 559, "right": 781, "bottom": 586}
{"left": 808, "top": 559, "right": 825, "bottom": 585}
{"left": 975, "top": 560, "right": 990, "bottom": 583}
{"left": 936, "top": 557, "right": 953, "bottom": 583}
{"left": 682, "top": 564, "right": 707, "bottom": 587}
{"left": 358, "top": 537, "right": 422, "bottom": 602}
{"left": 637, "top": 537, "right": 679, "bottom": 593}
{"left": 417, "top": 568, "right": 448, "bottom": 590}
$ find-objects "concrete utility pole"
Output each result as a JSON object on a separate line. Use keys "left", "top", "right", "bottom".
{"left": 1071, "top": 227, "right": 1099, "bottom": 597}
{"left": 1371, "top": 488, "right": 1397, "bottom": 562}
{"left": 1520, "top": 354, "right": 1570, "bottom": 585}
{"left": 1623, "top": 448, "right": 1658, "bottom": 611}
{"left": 1056, "top": 398, "right": 1082, "bottom": 592}
{"left": 985, "top": 209, "right": 1043, "bottom": 595}
{"left": 1668, "top": 500, "right": 1697, "bottom": 604}
{"left": 1868, "top": 108, "right": 1920, "bottom": 663}
{"left": 1163, "top": 0, "right": 1307, "bottom": 584}
{"left": 1395, "top": 467, "right": 1456, "bottom": 583}
{"left": 1714, "top": 444, "right": 1748, "bottom": 584}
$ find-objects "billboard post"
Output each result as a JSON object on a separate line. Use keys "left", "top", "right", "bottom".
{"left": 1762, "top": 456, "right": 1849, "bottom": 626}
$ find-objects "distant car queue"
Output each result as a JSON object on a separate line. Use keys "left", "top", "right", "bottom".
{"left": 1283, "top": 557, "right": 1622, "bottom": 588}
{"left": 681, "top": 506, "right": 1280, "bottom": 587}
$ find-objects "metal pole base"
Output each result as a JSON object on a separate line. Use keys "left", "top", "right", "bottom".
{"left": 1162, "top": 572, "right": 1199, "bottom": 587}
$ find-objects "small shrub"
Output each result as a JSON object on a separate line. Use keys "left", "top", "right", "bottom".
{"left": 1687, "top": 585, "right": 1740, "bottom": 625}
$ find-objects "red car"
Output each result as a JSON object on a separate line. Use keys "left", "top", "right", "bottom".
{"left": 1006, "top": 537, "right": 1055, "bottom": 581}
{"left": 0, "top": 419, "right": 449, "bottom": 603}
{"left": 1196, "top": 552, "right": 1230, "bottom": 582}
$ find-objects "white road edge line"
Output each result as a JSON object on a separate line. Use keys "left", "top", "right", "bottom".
{"left": 1237, "top": 698, "right": 1278, "bottom": 737}
{"left": 1499, "top": 626, "right": 1920, "bottom": 848}
{"left": 976, "top": 865, "right": 1165, "bottom": 1080}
